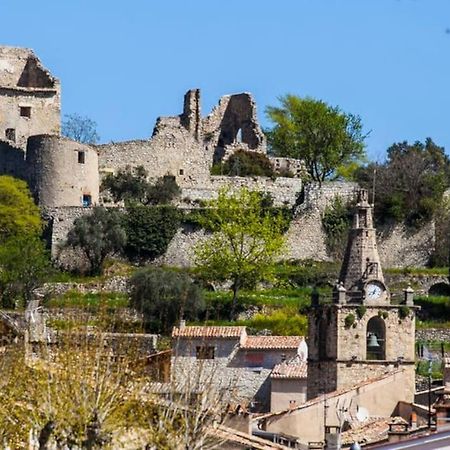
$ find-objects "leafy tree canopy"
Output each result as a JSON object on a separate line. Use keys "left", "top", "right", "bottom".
{"left": 265, "top": 95, "right": 367, "bottom": 183}
{"left": 129, "top": 267, "right": 205, "bottom": 334}
{"left": 66, "top": 207, "right": 126, "bottom": 275}
{"left": 124, "top": 206, "right": 181, "bottom": 260}
{"left": 0, "top": 235, "right": 52, "bottom": 308}
{"left": 62, "top": 113, "right": 100, "bottom": 144}
{"left": 0, "top": 175, "right": 42, "bottom": 242}
{"left": 355, "top": 138, "right": 450, "bottom": 227}
{"left": 194, "top": 187, "right": 287, "bottom": 317}
{"left": 102, "top": 166, "right": 180, "bottom": 206}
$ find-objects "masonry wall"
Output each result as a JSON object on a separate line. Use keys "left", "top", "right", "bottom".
{"left": 270, "top": 379, "right": 307, "bottom": 412}
{"left": 0, "top": 47, "right": 60, "bottom": 149}
{"left": 0, "top": 88, "right": 60, "bottom": 148}
{"left": 181, "top": 175, "right": 303, "bottom": 207}
{"left": 263, "top": 370, "right": 412, "bottom": 444}
{"left": 27, "top": 135, "right": 99, "bottom": 207}
{"left": 307, "top": 304, "right": 416, "bottom": 401}
{"left": 172, "top": 338, "right": 298, "bottom": 411}
{"left": 97, "top": 117, "right": 211, "bottom": 189}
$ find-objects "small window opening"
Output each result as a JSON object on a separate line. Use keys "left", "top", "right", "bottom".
{"left": 196, "top": 346, "right": 215, "bottom": 360}
{"left": 5, "top": 128, "right": 16, "bottom": 142}
{"left": 78, "top": 151, "right": 85, "bottom": 164}
{"left": 20, "top": 106, "right": 31, "bottom": 118}
{"left": 179, "top": 169, "right": 184, "bottom": 175}
{"left": 82, "top": 195, "right": 92, "bottom": 207}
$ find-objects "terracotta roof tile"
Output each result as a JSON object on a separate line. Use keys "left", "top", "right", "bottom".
{"left": 271, "top": 358, "right": 307, "bottom": 379}
{"left": 241, "top": 335, "right": 304, "bottom": 350}
{"left": 172, "top": 326, "right": 246, "bottom": 339}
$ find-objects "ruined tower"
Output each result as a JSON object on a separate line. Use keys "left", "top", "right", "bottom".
{"left": 0, "top": 46, "right": 60, "bottom": 149}
{"left": 307, "top": 189, "right": 417, "bottom": 401}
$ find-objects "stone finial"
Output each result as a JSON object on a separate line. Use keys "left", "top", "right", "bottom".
{"left": 336, "top": 282, "right": 347, "bottom": 305}
{"left": 404, "top": 285, "right": 414, "bottom": 306}
{"left": 357, "top": 188, "right": 369, "bottom": 205}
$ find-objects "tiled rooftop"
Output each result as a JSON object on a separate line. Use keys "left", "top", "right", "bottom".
{"left": 172, "top": 325, "right": 246, "bottom": 339}
{"left": 241, "top": 335, "right": 304, "bottom": 350}
{"left": 271, "top": 358, "right": 307, "bottom": 379}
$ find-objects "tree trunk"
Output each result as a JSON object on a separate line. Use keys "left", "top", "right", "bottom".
{"left": 230, "top": 278, "right": 240, "bottom": 320}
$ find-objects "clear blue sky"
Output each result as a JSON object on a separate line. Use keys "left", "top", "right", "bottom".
{"left": 1, "top": 0, "right": 450, "bottom": 160}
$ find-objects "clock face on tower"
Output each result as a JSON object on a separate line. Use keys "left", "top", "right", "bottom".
{"left": 366, "top": 281, "right": 385, "bottom": 300}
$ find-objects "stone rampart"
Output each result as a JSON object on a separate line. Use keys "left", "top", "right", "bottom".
{"left": 181, "top": 175, "right": 303, "bottom": 207}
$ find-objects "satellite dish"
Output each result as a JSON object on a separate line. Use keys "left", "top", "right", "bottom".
{"left": 356, "top": 406, "right": 369, "bottom": 422}
{"left": 298, "top": 340, "right": 308, "bottom": 361}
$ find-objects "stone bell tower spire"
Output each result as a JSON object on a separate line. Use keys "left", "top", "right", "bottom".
{"left": 337, "top": 189, "right": 386, "bottom": 303}
{"left": 307, "top": 188, "right": 417, "bottom": 401}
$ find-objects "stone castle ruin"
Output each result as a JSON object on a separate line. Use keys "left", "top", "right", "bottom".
{"left": 0, "top": 46, "right": 435, "bottom": 267}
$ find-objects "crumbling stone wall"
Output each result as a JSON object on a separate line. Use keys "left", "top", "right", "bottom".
{"left": 0, "top": 46, "right": 60, "bottom": 149}
{"left": 202, "top": 92, "right": 267, "bottom": 164}
{"left": 181, "top": 175, "right": 303, "bottom": 207}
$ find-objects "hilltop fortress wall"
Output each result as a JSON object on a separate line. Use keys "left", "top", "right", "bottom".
{"left": 0, "top": 46, "right": 435, "bottom": 269}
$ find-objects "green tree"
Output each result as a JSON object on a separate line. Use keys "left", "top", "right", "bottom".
{"left": 129, "top": 267, "right": 205, "bottom": 333}
{"left": 124, "top": 206, "right": 181, "bottom": 260}
{"left": 66, "top": 207, "right": 126, "bottom": 275}
{"left": 265, "top": 95, "right": 367, "bottom": 184}
{"left": 194, "top": 187, "right": 286, "bottom": 317}
{"left": 0, "top": 175, "right": 42, "bottom": 242}
{"left": 356, "top": 138, "right": 450, "bottom": 226}
{"left": 0, "top": 235, "right": 52, "bottom": 308}
{"left": 102, "top": 167, "right": 180, "bottom": 206}
{"left": 62, "top": 113, "right": 100, "bottom": 144}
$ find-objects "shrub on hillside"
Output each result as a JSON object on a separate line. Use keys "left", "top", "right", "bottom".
{"left": 123, "top": 206, "right": 180, "bottom": 260}
{"left": 129, "top": 267, "right": 205, "bottom": 334}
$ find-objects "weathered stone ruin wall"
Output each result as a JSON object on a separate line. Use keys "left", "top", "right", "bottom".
{"left": 377, "top": 222, "right": 435, "bottom": 268}
{"left": 27, "top": 135, "right": 99, "bottom": 207}
{"left": 43, "top": 206, "right": 93, "bottom": 267}
{"left": 0, "top": 46, "right": 60, "bottom": 149}
{"left": 284, "top": 181, "right": 358, "bottom": 261}
{"left": 201, "top": 92, "right": 267, "bottom": 164}
{"left": 97, "top": 121, "right": 211, "bottom": 189}
{"left": 181, "top": 175, "right": 303, "bottom": 207}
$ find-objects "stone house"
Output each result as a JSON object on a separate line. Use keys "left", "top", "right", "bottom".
{"left": 0, "top": 46, "right": 60, "bottom": 149}
{"left": 171, "top": 324, "right": 305, "bottom": 412}
{"left": 270, "top": 354, "right": 308, "bottom": 412}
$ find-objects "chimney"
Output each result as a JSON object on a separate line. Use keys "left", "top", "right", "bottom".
{"left": 179, "top": 319, "right": 186, "bottom": 329}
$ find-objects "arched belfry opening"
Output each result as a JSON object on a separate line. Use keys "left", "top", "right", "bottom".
{"left": 366, "top": 316, "right": 386, "bottom": 360}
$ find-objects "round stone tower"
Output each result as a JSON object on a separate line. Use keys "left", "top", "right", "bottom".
{"left": 26, "top": 135, "right": 99, "bottom": 207}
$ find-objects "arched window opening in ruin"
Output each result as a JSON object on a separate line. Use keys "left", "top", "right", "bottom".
{"left": 366, "top": 316, "right": 386, "bottom": 360}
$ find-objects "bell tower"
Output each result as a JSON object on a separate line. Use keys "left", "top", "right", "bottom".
{"left": 307, "top": 189, "right": 417, "bottom": 401}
